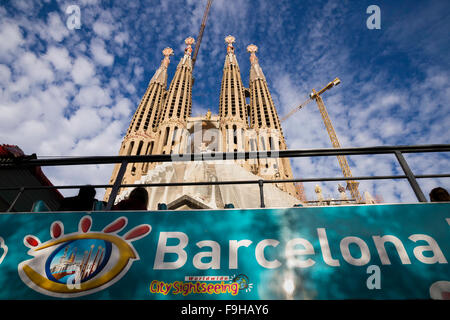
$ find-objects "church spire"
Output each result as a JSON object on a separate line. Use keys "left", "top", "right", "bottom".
{"left": 104, "top": 47, "right": 173, "bottom": 201}
{"left": 247, "top": 44, "right": 281, "bottom": 130}
{"left": 127, "top": 47, "right": 173, "bottom": 135}
{"left": 246, "top": 44, "right": 297, "bottom": 197}
{"left": 159, "top": 37, "right": 194, "bottom": 124}
{"left": 156, "top": 37, "right": 195, "bottom": 155}
{"left": 219, "top": 35, "right": 248, "bottom": 153}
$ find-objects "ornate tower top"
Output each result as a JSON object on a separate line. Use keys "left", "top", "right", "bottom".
{"left": 184, "top": 37, "right": 195, "bottom": 56}
{"left": 150, "top": 47, "right": 173, "bottom": 85}
{"left": 247, "top": 44, "right": 258, "bottom": 64}
{"left": 225, "top": 35, "right": 235, "bottom": 53}
{"left": 247, "top": 44, "right": 257, "bottom": 53}
{"left": 162, "top": 47, "right": 174, "bottom": 68}
{"left": 247, "top": 44, "right": 265, "bottom": 82}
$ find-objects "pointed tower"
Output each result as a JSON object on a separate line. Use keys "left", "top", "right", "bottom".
{"left": 247, "top": 44, "right": 298, "bottom": 197}
{"left": 104, "top": 47, "right": 173, "bottom": 200}
{"left": 155, "top": 37, "right": 195, "bottom": 155}
{"left": 218, "top": 35, "right": 249, "bottom": 155}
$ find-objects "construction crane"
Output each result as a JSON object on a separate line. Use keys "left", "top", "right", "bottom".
{"left": 280, "top": 96, "right": 313, "bottom": 122}
{"left": 191, "top": 0, "right": 213, "bottom": 72}
{"left": 281, "top": 78, "right": 363, "bottom": 203}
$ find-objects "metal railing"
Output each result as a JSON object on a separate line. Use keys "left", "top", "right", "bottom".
{"left": 1, "top": 144, "right": 449, "bottom": 212}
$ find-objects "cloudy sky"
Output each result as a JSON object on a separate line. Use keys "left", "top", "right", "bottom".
{"left": 0, "top": 0, "right": 449, "bottom": 203}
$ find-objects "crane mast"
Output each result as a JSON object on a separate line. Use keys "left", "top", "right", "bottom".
{"left": 281, "top": 78, "right": 363, "bottom": 203}
{"left": 311, "top": 89, "right": 362, "bottom": 203}
{"left": 192, "top": 0, "right": 213, "bottom": 72}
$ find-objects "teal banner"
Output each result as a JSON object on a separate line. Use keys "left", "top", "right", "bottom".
{"left": 0, "top": 203, "right": 448, "bottom": 299}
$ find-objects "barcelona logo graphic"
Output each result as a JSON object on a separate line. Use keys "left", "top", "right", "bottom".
{"left": 18, "top": 216, "right": 151, "bottom": 298}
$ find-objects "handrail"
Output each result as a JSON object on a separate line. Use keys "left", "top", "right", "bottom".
{"left": 1, "top": 144, "right": 449, "bottom": 211}
{"left": 5, "top": 144, "right": 450, "bottom": 167}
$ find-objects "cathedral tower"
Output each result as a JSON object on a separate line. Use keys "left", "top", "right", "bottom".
{"left": 104, "top": 47, "right": 173, "bottom": 200}
{"left": 218, "top": 36, "right": 249, "bottom": 155}
{"left": 155, "top": 37, "right": 195, "bottom": 155}
{"left": 247, "top": 44, "right": 297, "bottom": 196}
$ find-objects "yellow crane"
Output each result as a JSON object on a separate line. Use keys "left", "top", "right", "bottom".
{"left": 191, "top": 0, "right": 213, "bottom": 72}
{"left": 280, "top": 78, "right": 363, "bottom": 203}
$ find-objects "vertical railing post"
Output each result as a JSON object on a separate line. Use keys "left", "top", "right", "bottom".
{"left": 7, "top": 187, "right": 25, "bottom": 213}
{"left": 106, "top": 160, "right": 128, "bottom": 210}
{"left": 394, "top": 151, "right": 427, "bottom": 202}
{"left": 258, "top": 179, "right": 265, "bottom": 208}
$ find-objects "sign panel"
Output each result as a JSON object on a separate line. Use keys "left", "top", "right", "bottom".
{"left": 0, "top": 203, "right": 448, "bottom": 299}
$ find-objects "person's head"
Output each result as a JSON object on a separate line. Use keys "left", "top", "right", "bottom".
{"left": 429, "top": 187, "right": 450, "bottom": 202}
{"left": 129, "top": 187, "right": 148, "bottom": 205}
{"left": 78, "top": 185, "right": 96, "bottom": 200}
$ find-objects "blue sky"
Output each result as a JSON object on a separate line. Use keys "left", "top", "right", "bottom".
{"left": 0, "top": 0, "right": 449, "bottom": 202}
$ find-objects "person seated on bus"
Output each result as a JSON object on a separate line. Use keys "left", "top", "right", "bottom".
{"left": 113, "top": 187, "right": 148, "bottom": 210}
{"left": 429, "top": 187, "right": 450, "bottom": 202}
{"left": 58, "top": 185, "right": 97, "bottom": 211}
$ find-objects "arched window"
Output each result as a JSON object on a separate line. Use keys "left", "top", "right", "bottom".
{"left": 163, "top": 126, "right": 170, "bottom": 146}
{"left": 250, "top": 139, "right": 256, "bottom": 151}
{"left": 172, "top": 127, "right": 178, "bottom": 146}
{"left": 261, "top": 136, "right": 266, "bottom": 150}
{"left": 136, "top": 140, "right": 144, "bottom": 155}
{"left": 127, "top": 141, "right": 135, "bottom": 155}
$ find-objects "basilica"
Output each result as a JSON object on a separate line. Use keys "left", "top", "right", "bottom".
{"left": 104, "top": 36, "right": 303, "bottom": 209}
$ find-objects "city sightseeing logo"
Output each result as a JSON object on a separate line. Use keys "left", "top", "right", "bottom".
{"left": 150, "top": 273, "right": 253, "bottom": 296}
{"left": 18, "top": 216, "right": 151, "bottom": 298}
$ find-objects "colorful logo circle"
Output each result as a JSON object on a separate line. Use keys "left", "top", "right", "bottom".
{"left": 18, "top": 216, "right": 151, "bottom": 298}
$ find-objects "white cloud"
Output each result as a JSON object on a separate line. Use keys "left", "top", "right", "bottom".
{"left": 80, "top": 0, "right": 100, "bottom": 5}
{"left": 20, "top": 119, "right": 50, "bottom": 146}
{"left": 66, "top": 107, "right": 104, "bottom": 139}
{"left": 74, "top": 85, "right": 112, "bottom": 108}
{"left": 0, "top": 102, "right": 22, "bottom": 130}
{"left": 0, "top": 22, "right": 24, "bottom": 56}
{"left": 15, "top": 51, "right": 54, "bottom": 83}
{"left": 377, "top": 118, "right": 405, "bottom": 139}
{"left": 0, "top": 64, "right": 11, "bottom": 84}
{"left": 39, "top": 134, "right": 74, "bottom": 156}
{"left": 111, "top": 97, "right": 132, "bottom": 118}
{"left": 93, "top": 21, "right": 114, "bottom": 39}
{"left": 71, "top": 56, "right": 96, "bottom": 84}
{"left": 114, "top": 32, "right": 128, "bottom": 46}
{"left": 44, "top": 46, "right": 72, "bottom": 71}
{"left": 71, "top": 120, "right": 123, "bottom": 155}
{"left": 45, "top": 12, "right": 69, "bottom": 42}
{"left": 90, "top": 38, "right": 114, "bottom": 66}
